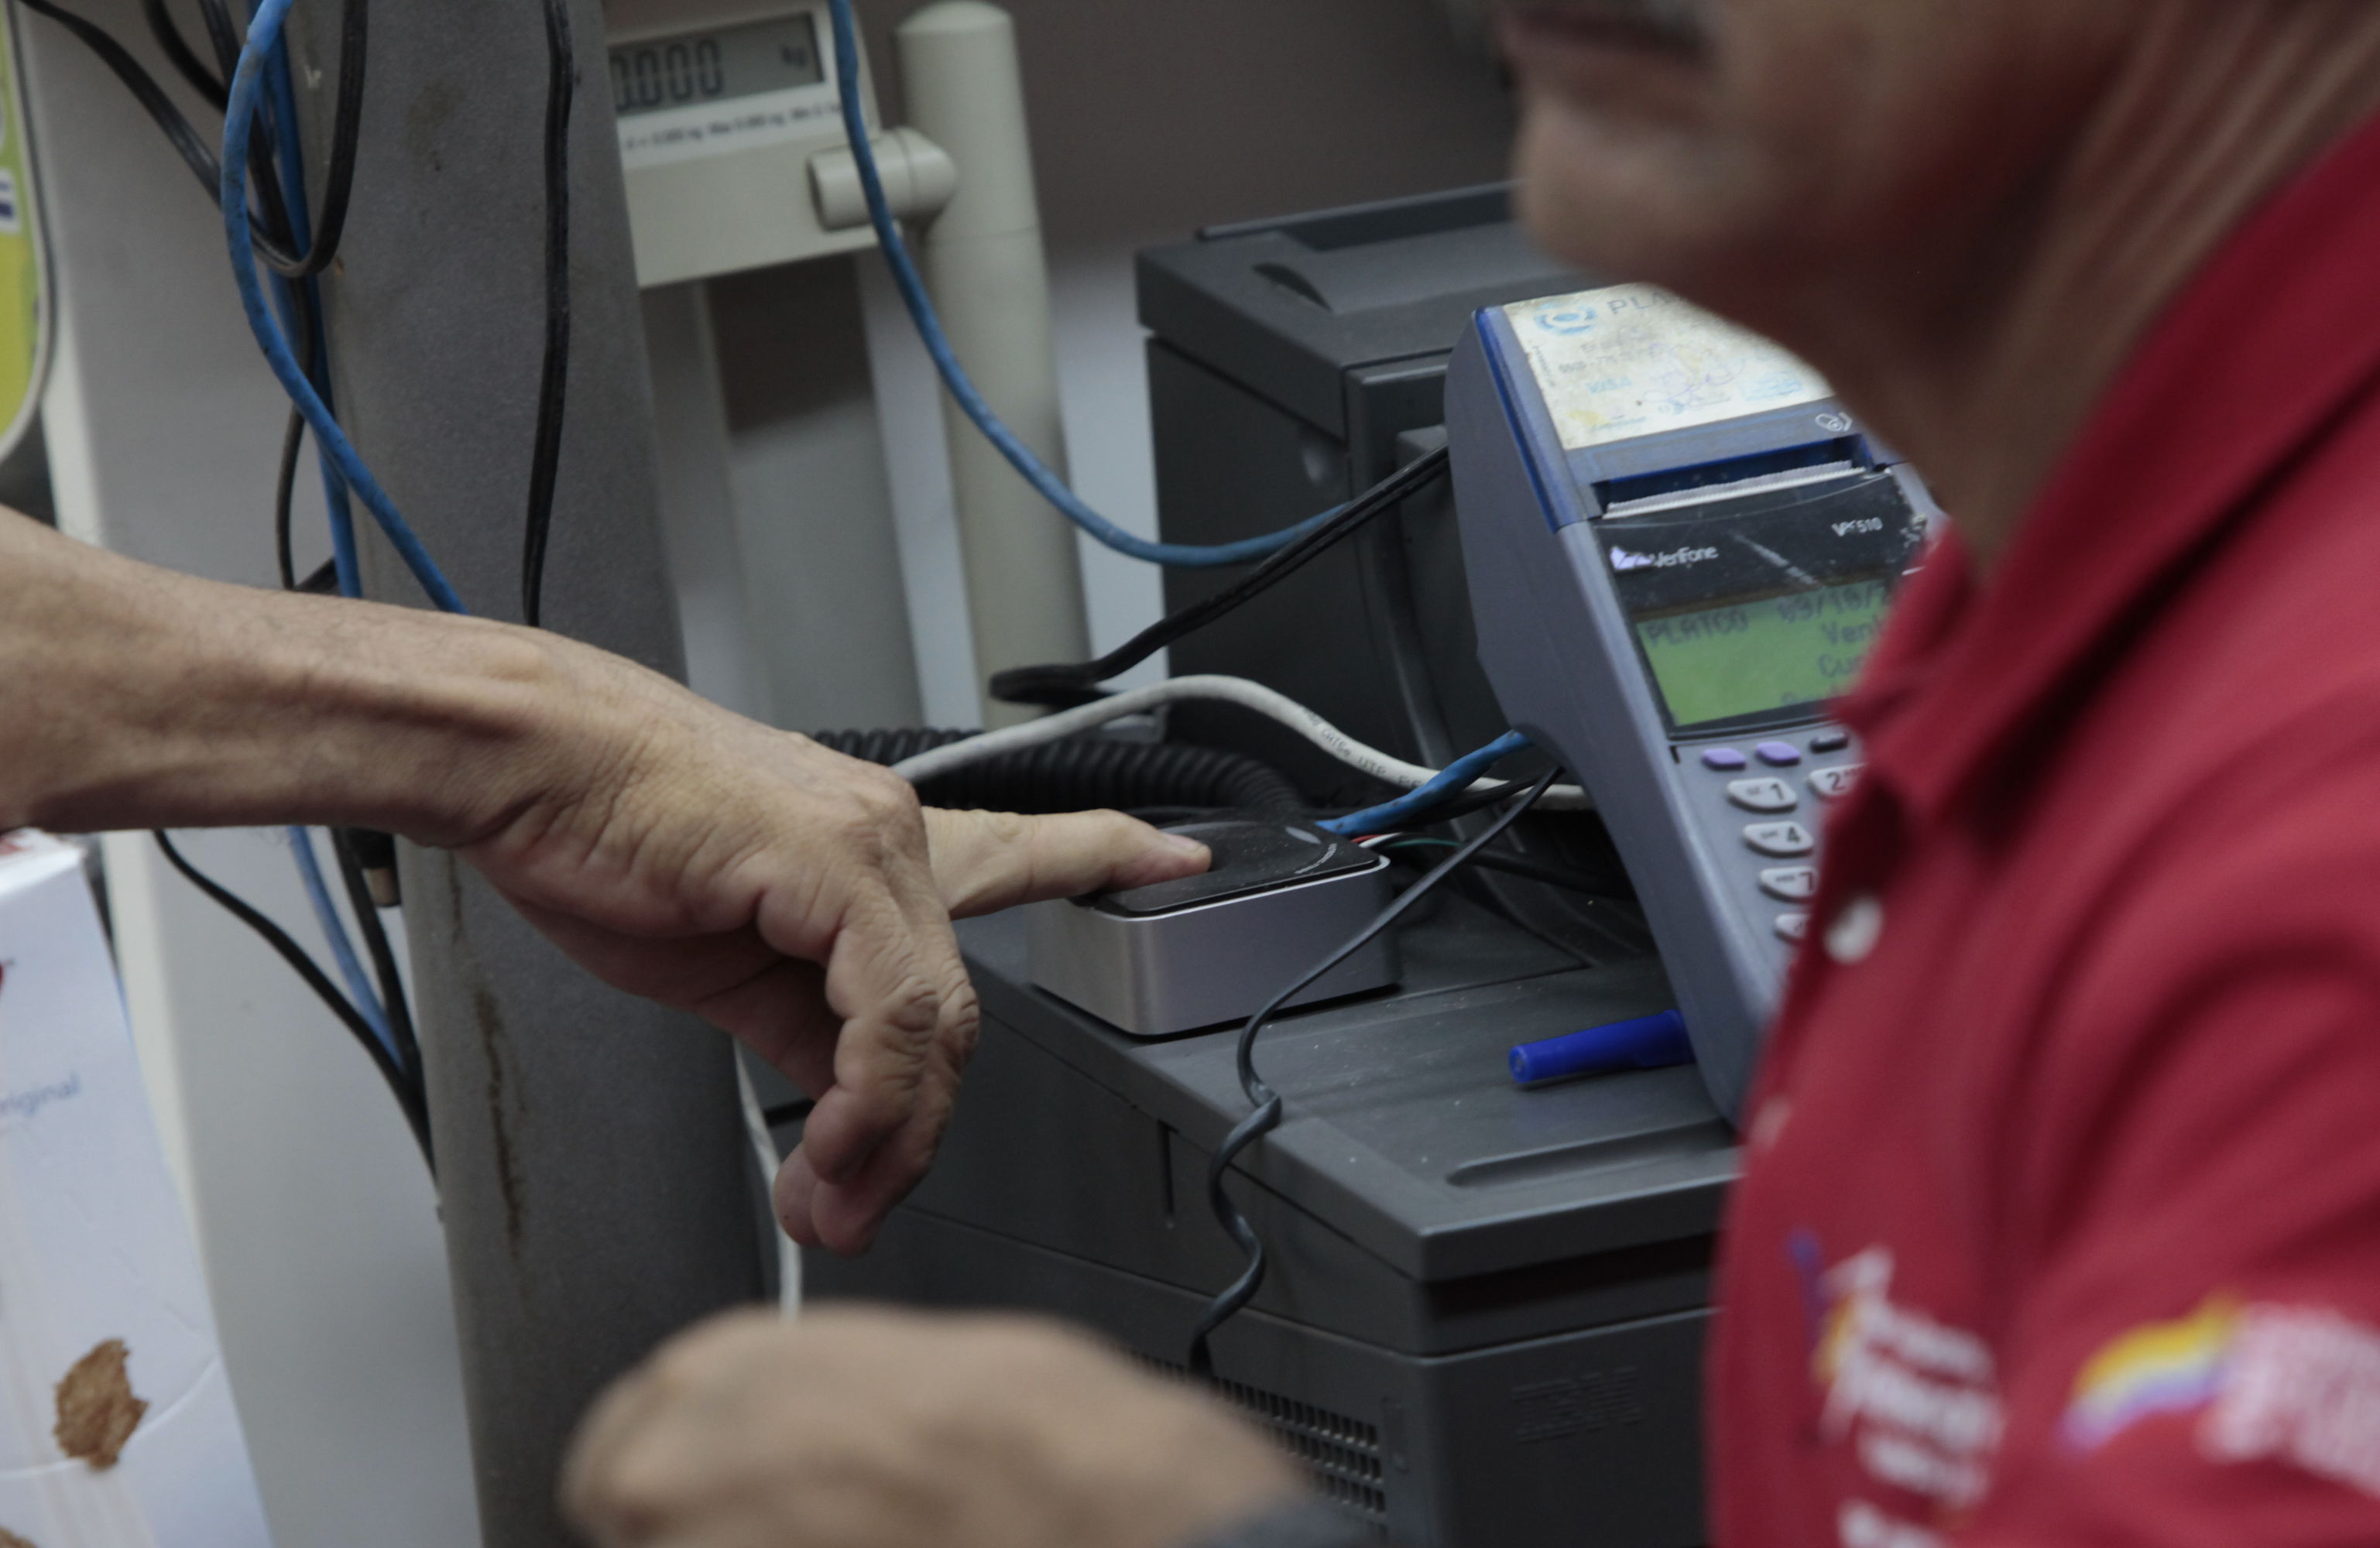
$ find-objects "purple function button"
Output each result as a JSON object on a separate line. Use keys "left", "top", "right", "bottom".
{"left": 1701, "top": 747, "right": 1749, "bottom": 772}
{"left": 1757, "top": 741, "right": 1805, "bottom": 768}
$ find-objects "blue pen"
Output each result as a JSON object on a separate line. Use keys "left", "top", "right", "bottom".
{"left": 1511, "top": 1010, "right": 1696, "bottom": 1087}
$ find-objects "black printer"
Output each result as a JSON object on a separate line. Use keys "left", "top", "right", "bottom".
{"left": 800, "top": 187, "right": 1736, "bottom": 1548}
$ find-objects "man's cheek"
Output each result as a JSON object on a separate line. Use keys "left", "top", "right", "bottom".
{"left": 1512, "top": 103, "right": 1601, "bottom": 262}
{"left": 1512, "top": 99, "right": 1688, "bottom": 269}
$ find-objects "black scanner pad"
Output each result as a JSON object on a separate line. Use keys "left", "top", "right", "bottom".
{"left": 1090, "top": 821, "right": 1379, "bottom": 919}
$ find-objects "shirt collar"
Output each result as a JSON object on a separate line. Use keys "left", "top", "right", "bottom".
{"left": 1838, "top": 111, "right": 2380, "bottom": 828}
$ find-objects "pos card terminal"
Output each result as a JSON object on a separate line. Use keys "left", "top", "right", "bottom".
{"left": 1447, "top": 285, "right": 1934, "bottom": 1122}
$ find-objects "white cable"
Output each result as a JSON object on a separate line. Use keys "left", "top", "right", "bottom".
{"left": 890, "top": 675, "right": 1593, "bottom": 812}
{"left": 735, "top": 1060, "right": 801, "bottom": 1318}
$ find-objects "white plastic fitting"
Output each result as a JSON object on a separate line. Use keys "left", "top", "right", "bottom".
{"left": 808, "top": 128, "right": 959, "bottom": 233}
{"left": 897, "top": 1, "right": 1091, "bottom": 728}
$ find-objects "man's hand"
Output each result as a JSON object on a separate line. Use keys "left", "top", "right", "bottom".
{"left": 453, "top": 642, "right": 1210, "bottom": 1255}
{"left": 0, "top": 516, "right": 1205, "bottom": 1254}
{"left": 561, "top": 1308, "right": 1304, "bottom": 1548}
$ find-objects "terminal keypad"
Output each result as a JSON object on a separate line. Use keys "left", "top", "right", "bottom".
{"left": 1687, "top": 725, "right": 1861, "bottom": 956}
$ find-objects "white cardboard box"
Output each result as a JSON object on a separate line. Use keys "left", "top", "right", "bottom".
{"left": 0, "top": 833, "right": 273, "bottom": 1546}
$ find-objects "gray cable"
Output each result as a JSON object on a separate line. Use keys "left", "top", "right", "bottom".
{"left": 890, "top": 676, "right": 1591, "bottom": 811}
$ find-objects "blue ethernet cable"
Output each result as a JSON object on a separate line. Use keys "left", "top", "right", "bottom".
{"left": 250, "top": 3, "right": 365, "bottom": 600}
{"left": 238, "top": 0, "right": 399, "bottom": 1026}
{"left": 1321, "top": 732, "right": 1535, "bottom": 837}
{"left": 288, "top": 827, "right": 393, "bottom": 1053}
{"left": 222, "top": 0, "right": 467, "bottom": 617}
{"left": 825, "top": 0, "right": 1339, "bottom": 570}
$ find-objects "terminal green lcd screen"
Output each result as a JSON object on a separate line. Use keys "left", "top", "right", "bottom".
{"left": 1634, "top": 576, "right": 1891, "bottom": 728}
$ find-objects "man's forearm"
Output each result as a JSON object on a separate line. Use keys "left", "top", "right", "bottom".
{"left": 0, "top": 512, "right": 585, "bottom": 843}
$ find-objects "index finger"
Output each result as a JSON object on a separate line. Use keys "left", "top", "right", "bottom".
{"left": 794, "top": 880, "right": 968, "bottom": 1187}
{"left": 926, "top": 808, "right": 1210, "bottom": 919}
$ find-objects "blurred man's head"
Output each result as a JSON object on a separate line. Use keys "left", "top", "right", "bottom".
{"left": 1494, "top": 0, "right": 2380, "bottom": 551}
{"left": 1499, "top": 0, "right": 2135, "bottom": 330}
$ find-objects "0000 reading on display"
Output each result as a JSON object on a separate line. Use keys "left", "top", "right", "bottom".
{"left": 609, "top": 15, "right": 825, "bottom": 120}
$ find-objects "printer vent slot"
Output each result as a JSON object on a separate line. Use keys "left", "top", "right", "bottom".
{"left": 1203, "top": 182, "right": 1513, "bottom": 252}
{"left": 1145, "top": 1361, "right": 1391, "bottom": 1533}
{"left": 1446, "top": 1119, "right": 1737, "bottom": 1190}
{"left": 1255, "top": 262, "right": 1332, "bottom": 310}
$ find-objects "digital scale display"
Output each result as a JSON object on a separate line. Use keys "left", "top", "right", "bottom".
{"left": 1597, "top": 472, "right": 1926, "bottom": 732}
{"left": 609, "top": 15, "right": 824, "bottom": 121}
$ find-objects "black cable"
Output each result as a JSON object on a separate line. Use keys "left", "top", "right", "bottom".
{"left": 273, "top": 274, "right": 332, "bottom": 597}
{"left": 763, "top": 1099, "right": 818, "bottom": 1129}
{"left": 1299, "top": 776, "right": 1538, "bottom": 837}
{"left": 139, "top": 0, "right": 227, "bottom": 107}
{"left": 1380, "top": 776, "right": 1535, "bottom": 832}
{"left": 1186, "top": 766, "right": 1558, "bottom": 1376}
{"left": 1376, "top": 837, "right": 1631, "bottom": 900}
{"left": 989, "top": 447, "right": 1452, "bottom": 707}
{"left": 813, "top": 728, "right": 1311, "bottom": 819}
{"left": 287, "top": 0, "right": 372, "bottom": 283}
{"left": 916, "top": 738, "right": 1306, "bottom": 818}
{"left": 520, "top": 0, "right": 575, "bottom": 628}
{"left": 18, "top": 0, "right": 226, "bottom": 199}
{"left": 20, "top": 0, "right": 369, "bottom": 280}
{"left": 273, "top": 406, "right": 305, "bottom": 591}
{"left": 330, "top": 827, "right": 418, "bottom": 1079}
{"left": 188, "top": 0, "right": 241, "bottom": 77}
{"left": 210, "top": 0, "right": 371, "bottom": 282}
{"left": 184, "top": 0, "right": 303, "bottom": 275}
{"left": 153, "top": 832, "right": 434, "bottom": 1172}
{"left": 1473, "top": 878, "right": 1597, "bottom": 971}
{"left": 173, "top": 0, "right": 307, "bottom": 269}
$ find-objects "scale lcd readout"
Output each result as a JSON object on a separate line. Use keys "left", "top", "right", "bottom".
{"left": 1634, "top": 577, "right": 1889, "bottom": 728}
{"left": 610, "top": 15, "right": 825, "bottom": 120}
{"left": 609, "top": 11, "right": 845, "bottom": 176}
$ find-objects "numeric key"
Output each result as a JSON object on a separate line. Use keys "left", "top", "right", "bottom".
{"left": 1744, "top": 822, "right": 1816, "bottom": 858}
{"left": 1728, "top": 778, "right": 1799, "bottom": 814}
{"left": 1809, "top": 765, "right": 1864, "bottom": 800}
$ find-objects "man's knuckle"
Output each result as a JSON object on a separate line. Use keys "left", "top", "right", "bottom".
{"left": 851, "top": 767, "right": 921, "bottom": 825}
{"left": 978, "top": 810, "right": 1034, "bottom": 847}
{"left": 940, "top": 972, "right": 980, "bottom": 1027}
{"left": 885, "top": 968, "right": 945, "bottom": 1036}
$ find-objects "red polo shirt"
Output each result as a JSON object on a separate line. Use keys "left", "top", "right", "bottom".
{"left": 1711, "top": 115, "right": 2380, "bottom": 1546}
